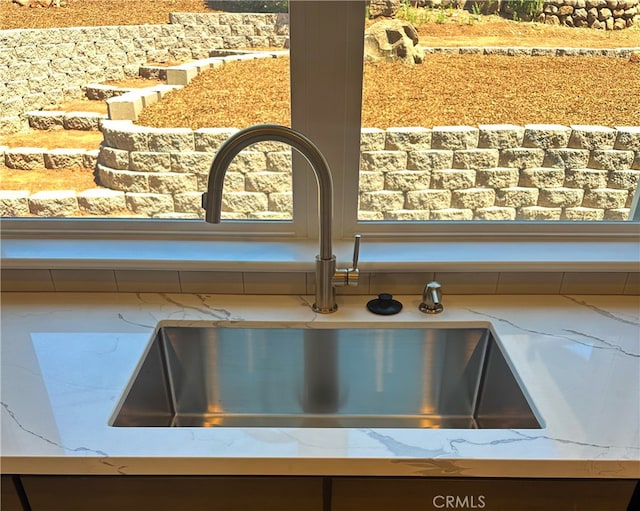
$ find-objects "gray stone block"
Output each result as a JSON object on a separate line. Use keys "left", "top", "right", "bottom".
{"left": 608, "top": 169, "right": 640, "bottom": 190}
{"left": 28, "top": 190, "right": 79, "bottom": 217}
{"left": 614, "top": 126, "right": 640, "bottom": 151}
{"left": 603, "top": 209, "right": 630, "bottom": 221}
{"left": 360, "top": 128, "right": 386, "bottom": 151}
{"left": 495, "top": 187, "right": 539, "bottom": 208}
{"left": 107, "top": 92, "right": 144, "bottom": 121}
{"left": 582, "top": 188, "right": 629, "bottom": 209}
{"left": 430, "top": 208, "right": 473, "bottom": 220}
{"left": 360, "top": 150, "right": 407, "bottom": 172}
{"left": 452, "top": 188, "right": 495, "bottom": 209}
{"left": 265, "top": 151, "right": 292, "bottom": 173}
{"left": 520, "top": 167, "right": 565, "bottom": 188}
{"left": 268, "top": 192, "right": 293, "bottom": 215}
{"left": 194, "top": 127, "right": 239, "bottom": 152}
{"left": 125, "top": 192, "right": 174, "bottom": 217}
{"left": 499, "top": 148, "right": 545, "bottom": 169}
{"left": 77, "top": 188, "right": 127, "bottom": 215}
{"left": 130, "top": 151, "right": 172, "bottom": 173}
{"left": 407, "top": 150, "right": 453, "bottom": 171}
{"left": 543, "top": 148, "right": 591, "bottom": 169}
{"left": 588, "top": 150, "right": 635, "bottom": 170}
{"left": 523, "top": 124, "right": 571, "bottom": 149}
{"left": 148, "top": 128, "right": 195, "bottom": 152}
{"left": 568, "top": 125, "right": 616, "bottom": 149}
{"left": 98, "top": 147, "right": 130, "bottom": 170}
{"left": 562, "top": 207, "right": 605, "bottom": 221}
{"left": 246, "top": 172, "right": 291, "bottom": 194}
{"left": 565, "top": 169, "right": 608, "bottom": 189}
{"left": 0, "top": 190, "right": 30, "bottom": 217}
{"left": 478, "top": 124, "right": 524, "bottom": 149}
{"left": 538, "top": 188, "right": 584, "bottom": 207}
{"left": 171, "top": 151, "right": 215, "bottom": 175}
{"left": 96, "top": 165, "right": 150, "bottom": 193}
{"left": 359, "top": 191, "right": 405, "bottom": 212}
{"left": 102, "top": 120, "right": 150, "bottom": 152}
{"left": 83, "top": 150, "right": 100, "bottom": 170}
{"left": 166, "top": 64, "right": 199, "bottom": 86}
{"left": 222, "top": 191, "right": 268, "bottom": 214}
{"left": 476, "top": 168, "right": 519, "bottom": 189}
{"left": 174, "top": 192, "right": 206, "bottom": 217}
{"left": 43, "top": 149, "right": 87, "bottom": 169}
{"left": 148, "top": 173, "right": 198, "bottom": 194}
{"left": 431, "top": 168, "right": 476, "bottom": 190}
{"left": 384, "top": 170, "right": 431, "bottom": 191}
{"left": 474, "top": 206, "right": 516, "bottom": 221}
{"left": 452, "top": 149, "right": 499, "bottom": 170}
{"left": 27, "top": 110, "right": 65, "bottom": 130}
{"left": 405, "top": 189, "right": 451, "bottom": 210}
{"left": 431, "top": 126, "right": 479, "bottom": 150}
{"left": 63, "top": 111, "right": 106, "bottom": 130}
{"left": 517, "top": 206, "right": 562, "bottom": 220}
{"left": 384, "top": 127, "right": 432, "bottom": 151}
{"left": 5, "top": 148, "right": 45, "bottom": 169}
{"left": 358, "top": 171, "right": 385, "bottom": 192}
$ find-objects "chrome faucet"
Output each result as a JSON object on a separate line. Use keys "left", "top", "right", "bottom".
{"left": 202, "top": 124, "right": 360, "bottom": 313}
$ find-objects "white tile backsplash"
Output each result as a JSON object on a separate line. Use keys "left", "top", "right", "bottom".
{"left": 1, "top": 269, "right": 54, "bottom": 292}
{"left": 243, "top": 272, "right": 306, "bottom": 295}
{"left": 114, "top": 270, "right": 181, "bottom": 293}
{"left": 51, "top": 269, "right": 117, "bottom": 292}
{"left": 497, "top": 272, "right": 563, "bottom": 294}
{"left": 560, "top": 272, "right": 628, "bottom": 295}
{"left": 2, "top": 269, "right": 637, "bottom": 295}
{"left": 179, "top": 271, "right": 243, "bottom": 294}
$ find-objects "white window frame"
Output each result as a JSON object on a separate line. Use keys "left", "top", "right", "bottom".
{"left": 1, "top": 0, "right": 639, "bottom": 272}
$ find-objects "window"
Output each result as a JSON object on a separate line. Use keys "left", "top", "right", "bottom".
{"left": 2, "top": 0, "right": 638, "bottom": 254}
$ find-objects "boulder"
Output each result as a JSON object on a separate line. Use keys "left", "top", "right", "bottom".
{"left": 368, "top": 0, "right": 402, "bottom": 18}
{"left": 364, "top": 19, "right": 424, "bottom": 65}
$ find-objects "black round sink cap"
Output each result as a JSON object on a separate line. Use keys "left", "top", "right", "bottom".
{"left": 366, "top": 293, "right": 403, "bottom": 315}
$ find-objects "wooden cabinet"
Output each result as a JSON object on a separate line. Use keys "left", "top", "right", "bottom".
{"left": 21, "top": 476, "right": 323, "bottom": 511}
{"left": 330, "top": 477, "right": 637, "bottom": 511}
{"left": 1, "top": 476, "right": 26, "bottom": 511}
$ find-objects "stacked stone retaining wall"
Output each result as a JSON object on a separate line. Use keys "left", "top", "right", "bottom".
{"left": 0, "top": 13, "right": 289, "bottom": 132}
{"left": 6, "top": 121, "right": 635, "bottom": 220}
{"left": 538, "top": 0, "right": 640, "bottom": 29}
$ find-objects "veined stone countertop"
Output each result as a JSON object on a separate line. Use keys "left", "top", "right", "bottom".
{"left": 1, "top": 292, "right": 638, "bottom": 478}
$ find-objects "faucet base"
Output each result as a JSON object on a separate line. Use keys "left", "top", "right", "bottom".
{"left": 312, "top": 303, "right": 339, "bottom": 314}
{"left": 313, "top": 255, "right": 338, "bottom": 314}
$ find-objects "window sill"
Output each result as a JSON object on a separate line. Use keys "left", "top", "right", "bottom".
{"left": 1, "top": 232, "right": 637, "bottom": 273}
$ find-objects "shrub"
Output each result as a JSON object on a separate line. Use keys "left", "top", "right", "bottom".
{"left": 206, "top": 1, "right": 288, "bottom": 13}
{"left": 502, "top": 0, "right": 544, "bottom": 21}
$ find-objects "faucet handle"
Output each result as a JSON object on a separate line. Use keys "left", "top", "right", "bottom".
{"left": 351, "top": 233, "right": 361, "bottom": 271}
{"left": 333, "top": 234, "right": 361, "bottom": 287}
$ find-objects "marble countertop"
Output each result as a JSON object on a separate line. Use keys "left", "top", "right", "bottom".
{"left": 1, "top": 292, "right": 639, "bottom": 478}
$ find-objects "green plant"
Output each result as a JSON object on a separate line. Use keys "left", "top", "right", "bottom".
{"left": 471, "top": 2, "right": 483, "bottom": 17}
{"left": 503, "top": 0, "right": 544, "bottom": 21}
{"left": 206, "top": 1, "right": 288, "bottom": 13}
{"left": 435, "top": 8, "right": 447, "bottom": 24}
{"left": 397, "top": 1, "right": 431, "bottom": 26}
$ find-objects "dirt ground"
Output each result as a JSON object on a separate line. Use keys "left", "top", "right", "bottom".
{"left": 1, "top": 0, "right": 639, "bottom": 194}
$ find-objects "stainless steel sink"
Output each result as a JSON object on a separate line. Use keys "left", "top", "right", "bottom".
{"left": 111, "top": 325, "right": 541, "bottom": 429}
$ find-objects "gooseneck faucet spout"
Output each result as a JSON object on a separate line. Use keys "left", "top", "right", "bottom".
{"left": 202, "top": 124, "right": 359, "bottom": 314}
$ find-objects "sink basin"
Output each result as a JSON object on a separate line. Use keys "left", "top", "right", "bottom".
{"left": 111, "top": 325, "right": 540, "bottom": 429}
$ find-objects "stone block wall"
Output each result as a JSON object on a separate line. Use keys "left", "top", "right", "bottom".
{"left": 0, "top": 13, "right": 289, "bottom": 132}
{"left": 538, "top": 0, "right": 640, "bottom": 29}
{"left": 67, "top": 121, "right": 639, "bottom": 220}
